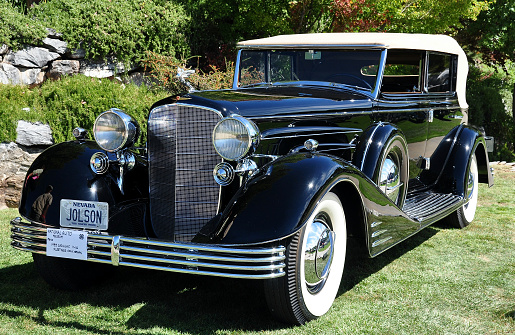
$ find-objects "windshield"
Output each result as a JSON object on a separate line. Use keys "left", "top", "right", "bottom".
{"left": 237, "top": 49, "right": 382, "bottom": 92}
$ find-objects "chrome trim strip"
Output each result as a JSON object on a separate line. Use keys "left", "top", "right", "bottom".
{"left": 371, "top": 236, "right": 392, "bottom": 248}
{"left": 261, "top": 127, "right": 363, "bottom": 140}
{"left": 174, "top": 103, "right": 224, "bottom": 118}
{"left": 360, "top": 121, "right": 383, "bottom": 171}
{"left": 11, "top": 218, "right": 286, "bottom": 280}
{"left": 371, "top": 49, "right": 388, "bottom": 99}
{"left": 248, "top": 111, "right": 373, "bottom": 121}
{"left": 111, "top": 235, "right": 120, "bottom": 266}
{"left": 371, "top": 229, "right": 387, "bottom": 238}
{"left": 233, "top": 49, "right": 242, "bottom": 89}
{"left": 248, "top": 106, "right": 459, "bottom": 121}
{"left": 237, "top": 44, "right": 388, "bottom": 50}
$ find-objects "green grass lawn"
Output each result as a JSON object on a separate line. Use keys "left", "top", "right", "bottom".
{"left": 1, "top": 165, "right": 514, "bottom": 335}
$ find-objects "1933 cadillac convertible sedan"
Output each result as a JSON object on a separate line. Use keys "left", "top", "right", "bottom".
{"left": 11, "top": 33, "right": 494, "bottom": 324}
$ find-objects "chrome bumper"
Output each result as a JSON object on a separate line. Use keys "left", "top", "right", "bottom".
{"left": 10, "top": 217, "right": 286, "bottom": 279}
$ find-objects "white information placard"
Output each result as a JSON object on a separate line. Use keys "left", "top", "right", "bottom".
{"left": 46, "top": 228, "right": 88, "bottom": 260}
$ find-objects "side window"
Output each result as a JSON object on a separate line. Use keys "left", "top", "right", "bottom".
{"left": 381, "top": 50, "right": 424, "bottom": 93}
{"left": 427, "top": 53, "right": 452, "bottom": 93}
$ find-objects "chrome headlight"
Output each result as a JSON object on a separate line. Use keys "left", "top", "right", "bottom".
{"left": 212, "top": 115, "right": 260, "bottom": 161}
{"left": 93, "top": 109, "right": 139, "bottom": 152}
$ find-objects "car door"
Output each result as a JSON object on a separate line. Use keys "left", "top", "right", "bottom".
{"left": 424, "top": 52, "right": 464, "bottom": 162}
{"left": 374, "top": 49, "right": 430, "bottom": 187}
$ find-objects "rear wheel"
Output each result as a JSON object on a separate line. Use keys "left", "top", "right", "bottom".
{"left": 33, "top": 253, "right": 112, "bottom": 290}
{"left": 444, "top": 154, "right": 479, "bottom": 228}
{"left": 264, "top": 192, "right": 347, "bottom": 324}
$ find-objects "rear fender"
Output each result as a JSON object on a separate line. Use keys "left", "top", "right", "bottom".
{"left": 421, "top": 125, "right": 493, "bottom": 195}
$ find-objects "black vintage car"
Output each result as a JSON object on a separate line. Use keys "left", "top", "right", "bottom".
{"left": 11, "top": 33, "right": 493, "bottom": 324}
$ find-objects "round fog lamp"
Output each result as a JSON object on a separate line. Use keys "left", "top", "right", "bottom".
{"left": 90, "top": 152, "right": 109, "bottom": 174}
{"left": 213, "top": 162, "right": 235, "bottom": 186}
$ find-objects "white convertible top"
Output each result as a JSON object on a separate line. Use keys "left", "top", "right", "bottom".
{"left": 238, "top": 33, "right": 468, "bottom": 108}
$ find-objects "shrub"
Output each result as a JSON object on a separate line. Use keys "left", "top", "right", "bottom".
{"left": 0, "top": 1, "right": 47, "bottom": 50}
{"left": 467, "top": 62, "right": 515, "bottom": 160}
{"left": 142, "top": 52, "right": 235, "bottom": 95}
{"left": 30, "top": 0, "right": 191, "bottom": 62}
{"left": 0, "top": 75, "right": 170, "bottom": 145}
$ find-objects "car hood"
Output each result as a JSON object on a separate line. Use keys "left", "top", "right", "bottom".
{"left": 152, "top": 86, "right": 374, "bottom": 118}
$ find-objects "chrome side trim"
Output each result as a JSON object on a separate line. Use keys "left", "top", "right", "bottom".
{"left": 237, "top": 44, "right": 388, "bottom": 50}
{"left": 260, "top": 127, "right": 363, "bottom": 140}
{"left": 371, "top": 236, "right": 392, "bottom": 248}
{"left": 371, "top": 49, "right": 388, "bottom": 99}
{"left": 11, "top": 219, "right": 285, "bottom": 280}
{"left": 360, "top": 122, "right": 384, "bottom": 171}
{"left": 111, "top": 235, "right": 120, "bottom": 266}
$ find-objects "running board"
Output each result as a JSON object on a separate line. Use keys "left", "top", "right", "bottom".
{"left": 403, "top": 192, "right": 463, "bottom": 223}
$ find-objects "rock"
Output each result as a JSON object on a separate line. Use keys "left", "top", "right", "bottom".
{"left": 1, "top": 65, "right": 44, "bottom": 86}
{"left": 16, "top": 121, "right": 54, "bottom": 146}
{"left": 48, "top": 60, "right": 80, "bottom": 80}
{"left": 19, "top": 67, "right": 44, "bottom": 86}
{"left": 0, "top": 142, "right": 44, "bottom": 209}
{"left": 45, "top": 28, "right": 63, "bottom": 39}
{"left": 0, "top": 44, "right": 8, "bottom": 55}
{"left": 4, "top": 175, "right": 23, "bottom": 208}
{"left": 80, "top": 58, "right": 137, "bottom": 78}
{"left": 4, "top": 46, "right": 60, "bottom": 68}
{"left": 0, "top": 63, "right": 21, "bottom": 85}
{"left": 42, "top": 37, "right": 68, "bottom": 54}
{"left": 124, "top": 71, "right": 158, "bottom": 87}
{"left": 66, "top": 47, "right": 86, "bottom": 59}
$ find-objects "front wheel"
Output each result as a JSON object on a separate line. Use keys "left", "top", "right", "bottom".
{"left": 264, "top": 192, "right": 347, "bottom": 324}
{"left": 443, "top": 153, "right": 479, "bottom": 228}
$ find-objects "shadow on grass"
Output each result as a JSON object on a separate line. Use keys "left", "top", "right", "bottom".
{"left": 340, "top": 226, "right": 439, "bottom": 292}
{"left": 504, "top": 310, "right": 515, "bottom": 320}
{"left": 0, "top": 227, "right": 439, "bottom": 334}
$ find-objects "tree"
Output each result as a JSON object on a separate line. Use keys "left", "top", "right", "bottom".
{"left": 458, "top": 0, "right": 515, "bottom": 65}
{"left": 330, "top": 0, "right": 397, "bottom": 32}
{"left": 392, "top": 0, "right": 487, "bottom": 34}
{"left": 457, "top": 0, "right": 515, "bottom": 159}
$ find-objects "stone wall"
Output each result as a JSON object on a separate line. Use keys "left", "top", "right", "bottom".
{"left": 0, "top": 28, "right": 153, "bottom": 208}
{"left": 0, "top": 28, "right": 146, "bottom": 85}
{"left": 0, "top": 122, "right": 53, "bottom": 209}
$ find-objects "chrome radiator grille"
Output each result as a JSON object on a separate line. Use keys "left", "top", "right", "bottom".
{"left": 148, "top": 104, "right": 222, "bottom": 241}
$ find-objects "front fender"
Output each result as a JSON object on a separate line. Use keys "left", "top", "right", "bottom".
{"left": 20, "top": 140, "right": 149, "bottom": 235}
{"left": 195, "top": 152, "right": 417, "bottom": 248}
{"left": 202, "top": 153, "right": 349, "bottom": 244}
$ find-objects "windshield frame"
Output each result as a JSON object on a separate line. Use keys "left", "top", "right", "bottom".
{"left": 233, "top": 48, "right": 387, "bottom": 100}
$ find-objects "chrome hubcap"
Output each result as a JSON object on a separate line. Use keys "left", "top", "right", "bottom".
{"left": 466, "top": 170, "right": 475, "bottom": 200}
{"left": 379, "top": 153, "right": 402, "bottom": 204}
{"left": 304, "top": 215, "right": 335, "bottom": 294}
{"left": 464, "top": 163, "right": 476, "bottom": 211}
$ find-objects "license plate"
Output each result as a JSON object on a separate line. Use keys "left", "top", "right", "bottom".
{"left": 60, "top": 199, "right": 109, "bottom": 230}
{"left": 47, "top": 228, "right": 88, "bottom": 260}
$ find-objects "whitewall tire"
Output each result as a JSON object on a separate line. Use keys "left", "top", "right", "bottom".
{"left": 444, "top": 153, "right": 479, "bottom": 228}
{"left": 264, "top": 192, "right": 347, "bottom": 324}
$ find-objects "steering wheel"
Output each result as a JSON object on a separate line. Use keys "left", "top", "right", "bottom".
{"left": 326, "top": 73, "right": 373, "bottom": 89}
